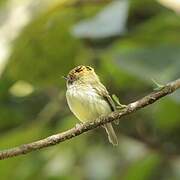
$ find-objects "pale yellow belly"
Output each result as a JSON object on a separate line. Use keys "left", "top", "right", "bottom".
{"left": 66, "top": 88, "right": 111, "bottom": 122}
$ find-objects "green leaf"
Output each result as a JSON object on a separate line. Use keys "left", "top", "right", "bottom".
{"left": 123, "top": 153, "right": 161, "bottom": 180}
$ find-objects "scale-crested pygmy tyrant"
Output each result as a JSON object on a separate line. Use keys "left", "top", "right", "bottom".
{"left": 66, "top": 65, "right": 118, "bottom": 145}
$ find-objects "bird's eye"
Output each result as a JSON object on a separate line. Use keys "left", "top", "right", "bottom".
{"left": 86, "top": 66, "right": 92, "bottom": 71}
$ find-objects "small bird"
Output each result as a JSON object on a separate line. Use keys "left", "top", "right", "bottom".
{"left": 66, "top": 65, "right": 118, "bottom": 145}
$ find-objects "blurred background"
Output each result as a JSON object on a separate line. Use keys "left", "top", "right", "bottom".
{"left": 0, "top": 0, "right": 180, "bottom": 179}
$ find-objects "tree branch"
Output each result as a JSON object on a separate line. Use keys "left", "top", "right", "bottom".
{"left": 0, "top": 79, "right": 180, "bottom": 160}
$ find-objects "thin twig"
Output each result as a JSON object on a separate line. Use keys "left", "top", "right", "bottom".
{"left": 0, "top": 79, "right": 180, "bottom": 160}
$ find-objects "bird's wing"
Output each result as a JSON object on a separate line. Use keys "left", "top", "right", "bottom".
{"left": 93, "top": 83, "right": 116, "bottom": 111}
{"left": 93, "top": 82, "right": 120, "bottom": 125}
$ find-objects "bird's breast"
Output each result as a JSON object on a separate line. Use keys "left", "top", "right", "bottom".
{"left": 66, "top": 86, "right": 111, "bottom": 122}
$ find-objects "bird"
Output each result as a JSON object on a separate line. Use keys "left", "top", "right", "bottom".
{"left": 66, "top": 65, "right": 118, "bottom": 145}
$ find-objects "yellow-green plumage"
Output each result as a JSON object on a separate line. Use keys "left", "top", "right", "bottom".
{"left": 66, "top": 65, "right": 118, "bottom": 145}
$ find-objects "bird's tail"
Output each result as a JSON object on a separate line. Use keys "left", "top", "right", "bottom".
{"left": 104, "top": 123, "right": 118, "bottom": 146}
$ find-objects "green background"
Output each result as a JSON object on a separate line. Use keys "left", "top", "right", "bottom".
{"left": 0, "top": 0, "right": 180, "bottom": 179}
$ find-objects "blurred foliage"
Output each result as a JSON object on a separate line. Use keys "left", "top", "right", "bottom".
{"left": 0, "top": 0, "right": 6, "bottom": 7}
{"left": 0, "top": 0, "right": 180, "bottom": 180}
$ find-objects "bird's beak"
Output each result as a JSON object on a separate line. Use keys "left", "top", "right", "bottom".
{"left": 62, "top": 75, "right": 68, "bottom": 80}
